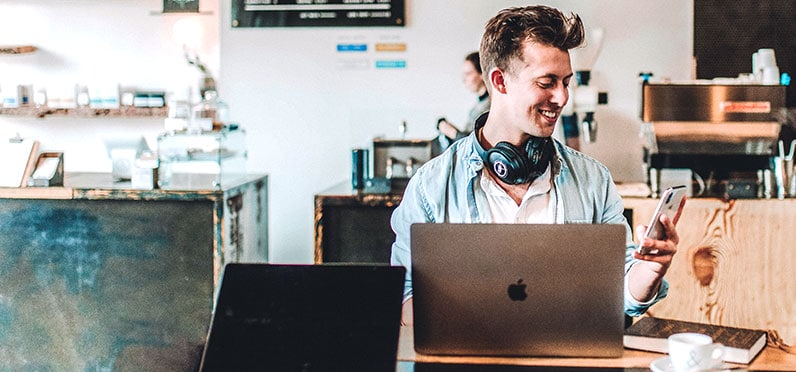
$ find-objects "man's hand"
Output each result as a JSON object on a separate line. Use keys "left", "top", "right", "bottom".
{"left": 438, "top": 119, "right": 460, "bottom": 140}
{"left": 634, "top": 213, "right": 679, "bottom": 271}
{"left": 629, "top": 213, "right": 679, "bottom": 302}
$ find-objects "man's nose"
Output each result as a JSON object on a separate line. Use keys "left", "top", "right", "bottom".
{"left": 550, "top": 83, "right": 569, "bottom": 107}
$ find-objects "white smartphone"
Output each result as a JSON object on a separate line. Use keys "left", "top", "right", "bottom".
{"left": 637, "top": 185, "right": 687, "bottom": 254}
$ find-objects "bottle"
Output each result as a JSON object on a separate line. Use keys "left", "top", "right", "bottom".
{"left": 190, "top": 90, "right": 229, "bottom": 132}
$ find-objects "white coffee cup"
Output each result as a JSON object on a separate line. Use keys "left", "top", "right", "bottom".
{"left": 756, "top": 48, "right": 777, "bottom": 68}
{"left": 668, "top": 333, "right": 724, "bottom": 372}
{"left": 762, "top": 65, "right": 781, "bottom": 85}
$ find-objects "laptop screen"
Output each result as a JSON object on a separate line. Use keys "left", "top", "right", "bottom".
{"left": 199, "top": 263, "right": 405, "bottom": 371}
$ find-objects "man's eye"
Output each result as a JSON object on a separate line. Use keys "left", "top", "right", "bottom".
{"left": 538, "top": 81, "right": 554, "bottom": 89}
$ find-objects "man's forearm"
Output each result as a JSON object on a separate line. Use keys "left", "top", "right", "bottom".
{"left": 627, "top": 261, "right": 663, "bottom": 303}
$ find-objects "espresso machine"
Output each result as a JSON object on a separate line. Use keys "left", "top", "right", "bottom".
{"left": 641, "top": 81, "right": 786, "bottom": 198}
{"left": 363, "top": 138, "right": 432, "bottom": 193}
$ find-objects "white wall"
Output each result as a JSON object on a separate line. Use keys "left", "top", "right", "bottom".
{"left": 0, "top": 0, "right": 220, "bottom": 168}
{"left": 0, "top": 0, "right": 693, "bottom": 264}
{"left": 219, "top": 0, "right": 693, "bottom": 263}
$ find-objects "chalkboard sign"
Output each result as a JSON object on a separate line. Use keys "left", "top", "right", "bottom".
{"left": 694, "top": 0, "right": 795, "bottom": 106}
{"left": 231, "top": 0, "right": 405, "bottom": 28}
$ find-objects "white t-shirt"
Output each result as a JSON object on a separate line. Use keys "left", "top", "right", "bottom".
{"left": 478, "top": 164, "right": 557, "bottom": 223}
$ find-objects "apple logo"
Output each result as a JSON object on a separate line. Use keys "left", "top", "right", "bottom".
{"left": 507, "top": 279, "right": 528, "bottom": 301}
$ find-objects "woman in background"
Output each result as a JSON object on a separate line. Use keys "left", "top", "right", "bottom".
{"left": 434, "top": 51, "right": 491, "bottom": 155}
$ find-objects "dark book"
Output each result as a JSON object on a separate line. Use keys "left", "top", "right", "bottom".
{"left": 623, "top": 317, "right": 767, "bottom": 364}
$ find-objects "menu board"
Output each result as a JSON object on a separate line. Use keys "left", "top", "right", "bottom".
{"left": 232, "top": 0, "right": 404, "bottom": 28}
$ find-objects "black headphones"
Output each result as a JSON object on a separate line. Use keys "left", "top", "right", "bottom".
{"left": 483, "top": 136, "right": 554, "bottom": 185}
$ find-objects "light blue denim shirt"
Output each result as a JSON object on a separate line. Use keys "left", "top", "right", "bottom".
{"left": 389, "top": 122, "right": 668, "bottom": 317}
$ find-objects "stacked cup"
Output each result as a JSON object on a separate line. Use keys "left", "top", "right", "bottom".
{"left": 753, "top": 48, "right": 780, "bottom": 85}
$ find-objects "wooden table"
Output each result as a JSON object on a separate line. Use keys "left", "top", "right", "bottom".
{"left": 396, "top": 326, "right": 796, "bottom": 370}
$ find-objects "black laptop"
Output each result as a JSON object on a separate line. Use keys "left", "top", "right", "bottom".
{"left": 199, "top": 263, "right": 406, "bottom": 371}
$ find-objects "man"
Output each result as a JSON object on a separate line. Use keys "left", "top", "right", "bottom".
{"left": 390, "top": 5, "right": 679, "bottom": 325}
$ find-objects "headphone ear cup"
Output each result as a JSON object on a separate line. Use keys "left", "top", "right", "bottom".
{"left": 523, "top": 137, "right": 553, "bottom": 179}
{"left": 486, "top": 142, "right": 531, "bottom": 185}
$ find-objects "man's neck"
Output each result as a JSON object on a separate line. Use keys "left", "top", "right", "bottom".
{"left": 480, "top": 118, "right": 530, "bottom": 150}
{"left": 477, "top": 128, "right": 532, "bottom": 205}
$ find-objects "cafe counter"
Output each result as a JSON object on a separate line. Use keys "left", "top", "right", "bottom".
{"left": 315, "top": 183, "right": 796, "bottom": 345}
{"left": 624, "top": 196, "right": 796, "bottom": 347}
{"left": 0, "top": 172, "right": 268, "bottom": 370}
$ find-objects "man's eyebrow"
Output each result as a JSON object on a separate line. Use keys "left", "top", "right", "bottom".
{"left": 537, "top": 72, "right": 573, "bottom": 80}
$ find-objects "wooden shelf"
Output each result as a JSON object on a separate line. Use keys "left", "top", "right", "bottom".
{"left": 0, "top": 106, "right": 168, "bottom": 119}
{"left": 149, "top": 10, "right": 214, "bottom": 15}
{"left": 0, "top": 45, "right": 37, "bottom": 55}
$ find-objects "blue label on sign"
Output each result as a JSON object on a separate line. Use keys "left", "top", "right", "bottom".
{"left": 337, "top": 44, "right": 368, "bottom": 52}
{"left": 375, "top": 60, "right": 406, "bottom": 69}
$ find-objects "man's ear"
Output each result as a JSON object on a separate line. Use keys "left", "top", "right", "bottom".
{"left": 489, "top": 68, "right": 507, "bottom": 94}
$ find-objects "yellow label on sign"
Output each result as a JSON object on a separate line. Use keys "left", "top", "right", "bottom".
{"left": 375, "top": 43, "right": 407, "bottom": 52}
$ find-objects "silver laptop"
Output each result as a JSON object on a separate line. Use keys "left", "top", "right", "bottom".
{"left": 410, "top": 223, "right": 626, "bottom": 358}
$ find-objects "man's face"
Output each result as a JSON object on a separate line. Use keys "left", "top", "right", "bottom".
{"left": 461, "top": 60, "right": 484, "bottom": 94}
{"left": 501, "top": 41, "right": 573, "bottom": 138}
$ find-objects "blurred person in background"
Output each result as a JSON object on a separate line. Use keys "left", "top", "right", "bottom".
{"left": 433, "top": 51, "right": 491, "bottom": 156}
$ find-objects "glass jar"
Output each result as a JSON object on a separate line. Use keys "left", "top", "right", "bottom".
{"left": 190, "top": 90, "right": 228, "bottom": 132}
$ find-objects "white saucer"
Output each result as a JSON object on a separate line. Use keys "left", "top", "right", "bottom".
{"left": 650, "top": 356, "right": 673, "bottom": 372}
{"left": 649, "top": 356, "right": 733, "bottom": 372}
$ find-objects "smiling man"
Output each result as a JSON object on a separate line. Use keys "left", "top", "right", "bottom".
{"left": 390, "top": 5, "right": 680, "bottom": 326}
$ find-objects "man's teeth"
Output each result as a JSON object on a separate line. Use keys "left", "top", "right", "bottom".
{"left": 541, "top": 110, "right": 557, "bottom": 118}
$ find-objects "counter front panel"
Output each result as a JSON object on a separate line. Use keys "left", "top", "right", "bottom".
{"left": 0, "top": 173, "right": 268, "bottom": 370}
{"left": 0, "top": 198, "right": 212, "bottom": 370}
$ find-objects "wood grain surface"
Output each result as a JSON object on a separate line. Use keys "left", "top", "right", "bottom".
{"left": 624, "top": 197, "right": 796, "bottom": 345}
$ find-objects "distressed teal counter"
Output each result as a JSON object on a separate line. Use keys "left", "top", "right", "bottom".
{"left": 0, "top": 173, "right": 268, "bottom": 370}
